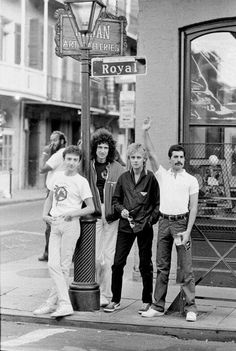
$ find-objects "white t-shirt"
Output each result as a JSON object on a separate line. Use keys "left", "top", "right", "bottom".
{"left": 49, "top": 171, "right": 93, "bottom": 217}
{"left": 46, "top": 148, "right": 65, "bottom": 189}
{"left": 155, "top": 165, "right": 199, "bottom": 215}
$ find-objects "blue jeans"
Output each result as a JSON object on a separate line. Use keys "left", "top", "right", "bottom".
{"left": 152, "top": 217, "right": 197, "bottom": 313}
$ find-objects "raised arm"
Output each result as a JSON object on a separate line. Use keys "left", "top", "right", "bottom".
{"left": 142, "top": 118, "right": 159, "bottom": 173}
{"left": 40, "top": 145, "right": 53, "bottom": 174}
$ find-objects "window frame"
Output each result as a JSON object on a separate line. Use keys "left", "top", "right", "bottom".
{"left": 0, "top": 129, "right": 13, "bottom": 172}
{"left": 180, "top": 18, "right": 236, "bottom": 143}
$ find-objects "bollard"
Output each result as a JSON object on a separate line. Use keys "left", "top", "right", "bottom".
{"left": 9, "top": 167, "right": 13, "bottom": 198}
{"left": 69, "top": 216, "right": 100, "bottom": 311}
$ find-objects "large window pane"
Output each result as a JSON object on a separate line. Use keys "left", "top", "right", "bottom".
{"left": 25, "top": 0, "right": 44, "bottom": 70}
{"left": 191, "top": 32, "right": 236, "bottom": 125}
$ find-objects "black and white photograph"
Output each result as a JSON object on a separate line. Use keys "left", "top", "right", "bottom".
{"left": 1, "top": 1, "right": 236, "bottom": 350}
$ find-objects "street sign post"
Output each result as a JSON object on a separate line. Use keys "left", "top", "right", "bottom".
{"left": 91, "top": 56, "right": 146, "bottom": 77}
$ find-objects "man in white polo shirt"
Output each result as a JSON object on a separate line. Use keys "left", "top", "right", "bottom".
{"left": 142, "top": 118, "right": 199, "bottom": 322}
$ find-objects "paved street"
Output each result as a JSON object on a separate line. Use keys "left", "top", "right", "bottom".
{"left": 2, "top": 320, "right": 236, "bottom": 351}
{"left": 0, "top": 200, "right": 45, "bottom": 233}
{"left": 0, "top": 201, "right": 45, "bottom": 264}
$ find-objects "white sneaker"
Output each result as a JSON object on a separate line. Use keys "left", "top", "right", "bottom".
{"left": 33, "top": 303, "right": 56, "bottom": 315}
{"left": 51, "top": 304, "right": 73, "bottom": 318}
{"left": 186, "top": 311, "right": 197, "bottom": 322}
{"left": 141, "top": 307, "right": 164, "bottom": 318}
{"left": 100, "top": 295, "right": 109, "bottom": 307}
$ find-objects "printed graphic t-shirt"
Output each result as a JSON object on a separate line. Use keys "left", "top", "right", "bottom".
{"left": 49, "top": 171, "right": 93, "bottom": 217}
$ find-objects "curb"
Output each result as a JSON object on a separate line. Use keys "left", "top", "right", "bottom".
{"left": 0, "top": 197, "right": 44, "bottom": 206}
{"left": 1, "top": 312, "right": 236, "bottom": 343}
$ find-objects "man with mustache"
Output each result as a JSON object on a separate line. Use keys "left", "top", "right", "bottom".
{"left": 142, "top": 118, "right": 199, "bottom": 322}
{"left": 38, "top": 131, "right": 67, "bottom": 261}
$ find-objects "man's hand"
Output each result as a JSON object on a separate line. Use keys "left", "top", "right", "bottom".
{"left": 121, "top": 209, "right": 129, "bottom": 219}
{"left": 64, "top": 214, "right": 73, "bottom": 222}
{"left": 43, "top": 215, "right": 54, "bottom": 225}
{"left": 177, "top": 230, "right": 191, "bottom": 246}
{"left": 142, "top": 117, "right": 151, "bottom": 131}
{"left": 42, "top": 144, "right": 52, "bottom": 156}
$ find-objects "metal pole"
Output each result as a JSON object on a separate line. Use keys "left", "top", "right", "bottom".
{"left": 80, "top": 48, "right": 91, "bottom": 180}
{"left": 69, "top": 48, "right": 100, "bottom": 311}
{"left": 9, "top": 167, "right": 13, "bottom": 198}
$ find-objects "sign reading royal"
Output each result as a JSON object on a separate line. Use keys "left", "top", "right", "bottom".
{"left": 91, "top": 57, "right": 146, "bottom": 77}
{"left": 54, "top": 10, "right": 127, "bottom": 59}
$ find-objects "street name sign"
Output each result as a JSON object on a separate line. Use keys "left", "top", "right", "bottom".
{"left": 91, "top": 57, "right": 146, "bottom": 77}
{"left": 55, "top": 10, "right": 127, "bottom": 59}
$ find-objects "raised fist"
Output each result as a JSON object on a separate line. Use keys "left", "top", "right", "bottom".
{"left": 142, "top": 117, "right": 151, "bottom": 131}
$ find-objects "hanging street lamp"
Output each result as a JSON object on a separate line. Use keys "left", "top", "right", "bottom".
{"left": 64, "top": 0, "right": 106, "bottom": 178}
{"left": 63, "top": 0, "right": 106, "bottom": 311}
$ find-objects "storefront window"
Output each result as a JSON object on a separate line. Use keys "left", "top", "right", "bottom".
{"left": 190, "top": 32, "right": 236, "bottom": 126}
{"left": 181, "top": 23, "right": 236, "bottom": 218}
{"left": 0, "top": 133, "right": 13, "bottom": 171}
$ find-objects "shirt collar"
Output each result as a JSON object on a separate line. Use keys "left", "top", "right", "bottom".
{"left": 167, "top": 168, "right": 186, "bottom": 177}
{"left": 130, "top": 167, "right": 147, "bottom": 176}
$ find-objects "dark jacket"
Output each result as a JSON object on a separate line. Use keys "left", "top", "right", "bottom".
{"left": 90, "top": 159, "right": 125, "bottom": 223}
{"left": 112, "top": 168, "right": 160, "bottom": 233}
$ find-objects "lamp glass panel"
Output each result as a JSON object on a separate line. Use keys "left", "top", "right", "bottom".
{"left": 90, "top": 2, "right": 103, "bottom": 33}
{"left": 70, "top": 2, "right": 93, "bottom": 32}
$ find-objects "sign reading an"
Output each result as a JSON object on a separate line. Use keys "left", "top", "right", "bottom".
{"left": 91, "top": 57, "right": 146, "bottom": 77}
{"left": 54, "top": 10, "right": 127, "bottom": 59}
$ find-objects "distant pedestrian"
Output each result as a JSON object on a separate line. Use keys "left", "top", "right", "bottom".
{"left": 33, "top": 145, "right": 94, "bottom": 318}
{"left": 142, "top": 117, "right": 199, "bottom": 322}
{"left": 89, "top": 128, "right": 125, "bottom": 307}
{"left": 38, "top": 131, "right": 67, "bottom": 261}
{"left": 104, "top": 143, "right": 160, "bottom": 314}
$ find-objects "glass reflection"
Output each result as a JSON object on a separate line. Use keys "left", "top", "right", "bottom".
{"left": 191, "top": 32, "right": 236, "bottom": 125}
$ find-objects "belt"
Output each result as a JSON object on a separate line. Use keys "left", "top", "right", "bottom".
{"left": 159, "top": 212, "right": 188, "bottom": 221}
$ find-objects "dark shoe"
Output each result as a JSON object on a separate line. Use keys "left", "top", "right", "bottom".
{"left": 103, "top": 302, "right": 120, "bottom": 313}
{"left": 138, "top": 303, "right": 151, "bottom": 314}
{"left": 100, "top": 295, "right": 109, "bottom": 307}
{"left": 38, "top": 254, "right": 48, "bottom": 261}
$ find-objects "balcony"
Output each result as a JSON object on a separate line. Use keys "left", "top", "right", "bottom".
{"left": 0, "top": 61, "right": 46, "bottom": 100}
{"left": 47, "top": 76, "right": 107, "bottom": 111}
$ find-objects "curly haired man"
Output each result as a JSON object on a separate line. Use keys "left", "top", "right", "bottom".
{"left": 89, "top": 128, "right": 125, "bottom": 307}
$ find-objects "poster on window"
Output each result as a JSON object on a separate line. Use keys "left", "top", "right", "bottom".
{"left": 189, "top": 159, "right": 232, "bottom": 217}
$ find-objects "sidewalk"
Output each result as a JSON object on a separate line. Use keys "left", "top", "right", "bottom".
{"left": 1, "top": 190, "right": 236, "bottom": 342}
{"left": 0, "top": 188, "right": 45, "bottom": 206}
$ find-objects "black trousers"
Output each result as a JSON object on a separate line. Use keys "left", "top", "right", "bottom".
{"left": 44, "top": 222, "right": 51, "bottom": 256}
{"left": 111, "top": 223, "right": 153, "bottom": 304}
{"left": 43, "top": 189, "right": 51, "bottom": 256}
